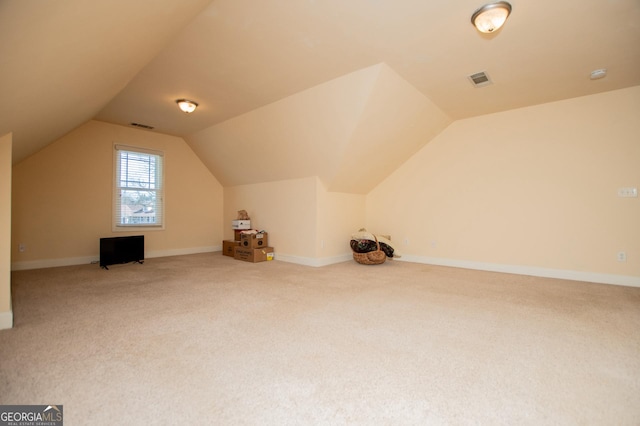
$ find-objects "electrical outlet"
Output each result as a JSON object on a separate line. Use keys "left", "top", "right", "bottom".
{"left": 403, "top": 238, "right": 409, "bottom": 246}
{"left": 617, "top": 251, "right": 627, "bottom": 262}
{"left": 18, "top": 243, "right": 25, "bottom": 252}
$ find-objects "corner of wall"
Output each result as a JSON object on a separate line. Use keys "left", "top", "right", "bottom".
{"left": 0, "top": 132, "right": 13, "bottom": 329}
{"left": 365, "top": 87, "right": 640, "bottom": 285}
{"left": 0, "top": 311, "right": 13, "bottom": 330}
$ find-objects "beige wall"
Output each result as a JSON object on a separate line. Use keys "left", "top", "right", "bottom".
{"left": 8, "top": 87, "right": 639, "bottom": 285}
{"left": 224, "top": 177, "right": 318, "bottom": 260}
{"left": 11, "top": 120, "right": 223, "bottom": 268}
{"left": 316, "top": 179, "right": 366, "bottom": 262}
{"left": 224, "top": 176, "right": 365, "bottom": 264}
{"left": 367, "top": 87, "right": 640, "bottom": 281}
{"left": 0, "top": 133, "right": 12, "bottom": 329}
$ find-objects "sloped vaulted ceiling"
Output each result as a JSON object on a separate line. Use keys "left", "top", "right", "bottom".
{"left": 186, "top": 63, "right": 452, "bottom": 193}
{"left": 186, "top": 64, "right": 382, "bottom": 190}
{"left": 328, "top": 64, "right": 451, "bottom": 194}
{"left": 0, "top": 0, "right": 213, "bottom": 163}
{"left": 3, "top": 0, "right": 640, "bottom": 192}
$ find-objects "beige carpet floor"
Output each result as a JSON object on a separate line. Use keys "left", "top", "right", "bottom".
{"left": 1, "top": 253, "right": 639, "bottom": 425}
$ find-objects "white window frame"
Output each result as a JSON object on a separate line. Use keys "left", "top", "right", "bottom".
{"left": 113, "top": 144, "right": 165, "bottom": 232}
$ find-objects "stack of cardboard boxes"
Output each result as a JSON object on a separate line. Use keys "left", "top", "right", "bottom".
{"left": 222, "top": 220, "right": 274, "bottom": 262}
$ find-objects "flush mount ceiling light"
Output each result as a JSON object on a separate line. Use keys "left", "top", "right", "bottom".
{"left": 471, "top": 1, "right": 512, "bottom": 33}
{"left": 176, "top": 99, "right": 198, "bottom": 113}
{"left": 590, "top": 69, "right": 607, "bottom": 80}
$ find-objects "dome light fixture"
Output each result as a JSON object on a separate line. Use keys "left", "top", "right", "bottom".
{"left": 590, "top": 69, "right": 607, "bottom": 80}
{"left": 471, "top": 1, "right": 512, "bottom": 33}
{"left": 176, "top": 99, "right": 198, "bottom": 113}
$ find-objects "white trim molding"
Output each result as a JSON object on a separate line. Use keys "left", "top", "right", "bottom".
{"left": 396, "top": 255, "right": 640, "bottom": 288}
{"left": 145, "top": 245, "right": 219, "bottom": 259}
{"left": 11, "top": 246, "right": 220, "bottom": 271}
{"left": 275, "top": 253, "right": 352, "bottom": 267}
{"left": 11, "top": 248, "right": 638, "bottom": 288}
{"left": 12, "top": 256, "right": 99, "bottom": 271}
{"left": 0, "top": 310, "right": 13, "bottom": 330}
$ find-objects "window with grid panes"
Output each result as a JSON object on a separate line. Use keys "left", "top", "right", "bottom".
{"left": 113, "top": 145, "right": 164, "bottom": 230}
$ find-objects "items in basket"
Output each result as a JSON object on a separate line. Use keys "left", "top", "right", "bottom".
{"left": 349, "top": 228, "right": 402, "bottom": 265}
{"left": 350, "top": 239, "right": 395, "bottom": 258}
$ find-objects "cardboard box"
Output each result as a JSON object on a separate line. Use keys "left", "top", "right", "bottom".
{"left": 222, "top": 240, "right": 241, "bottom": 257}
{"left": 234, "top": 246, "right": 274, "bottom": 263}
{"left": 240, "top": 232, "right": 268, "bottom": 249}
{"left": 232, "top": 220, "right": 251, "bottom": 230}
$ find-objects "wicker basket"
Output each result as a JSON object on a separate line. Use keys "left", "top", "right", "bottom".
{"left": 352, "top": 237, "right": 386, "bottom": 265}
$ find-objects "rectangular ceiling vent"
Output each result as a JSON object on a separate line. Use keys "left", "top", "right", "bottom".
{"left": 468, "top": 71, "right": 492, "bottom": 88}
{"left": 130, "top": 122, "right": 154, "bottom": 130}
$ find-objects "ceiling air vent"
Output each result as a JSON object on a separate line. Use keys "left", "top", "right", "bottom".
{"left": 468, "top": 71, "right": 492, "bottom": 88}
{"left": 130, "top": 122, "right": 154, "bottom": 130}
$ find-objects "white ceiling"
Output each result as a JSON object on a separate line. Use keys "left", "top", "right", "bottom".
{"left": 3, "top": 0, "right": 640, "bottom": 167}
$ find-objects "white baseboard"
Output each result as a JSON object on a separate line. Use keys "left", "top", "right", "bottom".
{"left": 0, "top": 310, "right": 13, "bottom": 330}
{"left": 11, "top": 246, "right": 220, "bottom": 271}
{"left": 11, "top": 255, "right": 99, "bottom": 271}
{"left": 396, "top": 255, "right": 640, "bottom": 288}
{"left": 10, "top": 248, "right": 638, "bottom": 288}
{"left": 275, "top": 253, "right": 352, "bottom": 267}
{"left": 146, "top": 245, "right": 219, "bottom": 259}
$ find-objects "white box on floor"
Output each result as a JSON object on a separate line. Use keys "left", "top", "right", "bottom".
{"left": 231, "top": 220, "right": 251, "bottom": 230}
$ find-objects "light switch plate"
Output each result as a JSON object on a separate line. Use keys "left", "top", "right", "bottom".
{"left": 617, "top": 187, "right": 638, "bottom": 197}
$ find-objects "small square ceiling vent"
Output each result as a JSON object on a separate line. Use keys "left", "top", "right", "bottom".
{"left": 468, "top": 71, "right": 492, "bottom": 88}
